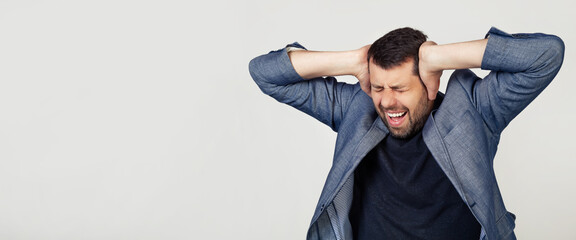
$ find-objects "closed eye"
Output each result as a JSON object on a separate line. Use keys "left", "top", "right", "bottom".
{"left": 390, "top": 86, "right": 408, "bottom": 93}
{"left": 395, "top": 88, "right": 407, "bottom": 93}
{"left": 371, "top": 85, "right": 384, "bottom": 92}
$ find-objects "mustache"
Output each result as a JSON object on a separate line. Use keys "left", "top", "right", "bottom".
{"left": 379, "top": 105, "right": 409, "bottom": 112}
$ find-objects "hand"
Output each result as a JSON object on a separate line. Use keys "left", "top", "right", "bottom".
{"left": 418, "top": 41, "right": 442, "bottom": 100}
{"left": 355, "top": 45, "right": 371, "bottom": 96}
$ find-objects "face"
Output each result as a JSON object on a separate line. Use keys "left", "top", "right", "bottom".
{"left": 369, "top": 58, "right": 434, "bottom": 139}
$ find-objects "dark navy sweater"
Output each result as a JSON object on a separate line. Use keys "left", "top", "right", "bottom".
{"left": 349, "top": 131, "right": 481, "bottom": 240}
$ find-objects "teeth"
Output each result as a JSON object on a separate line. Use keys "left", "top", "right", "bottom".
{"left": 387, "top": 112, "right": 406, "bottom": 118}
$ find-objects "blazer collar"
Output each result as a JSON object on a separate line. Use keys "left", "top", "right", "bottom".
{"left": 421, "top": 93, "right": 467, "bottom": 202}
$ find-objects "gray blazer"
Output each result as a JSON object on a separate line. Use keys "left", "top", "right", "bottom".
{"left": 249, "top": 27, "right": 564, "bottom": 240}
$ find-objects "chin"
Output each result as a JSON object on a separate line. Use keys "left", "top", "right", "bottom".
{"left": 389, "top": 130, "right": 415, "bottom": 139}
{"left": 383, "top": 122, "right": 413, "bottom": 139}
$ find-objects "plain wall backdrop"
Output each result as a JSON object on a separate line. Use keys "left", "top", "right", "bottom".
{"left": 0, "top": 0, "right": 574, "bottom": 239}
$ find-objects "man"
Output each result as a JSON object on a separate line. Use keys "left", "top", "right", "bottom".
{"left": 249, "top": 27, "right": 564, "bottom": 239}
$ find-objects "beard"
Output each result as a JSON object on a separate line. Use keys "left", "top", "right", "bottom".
{"left": 378, "top": 93, "right": 433, "bottom": 139}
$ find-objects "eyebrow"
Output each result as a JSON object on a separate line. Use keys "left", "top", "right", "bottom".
{"left": 389, "top": 84, "right": 406, "bottom": 90}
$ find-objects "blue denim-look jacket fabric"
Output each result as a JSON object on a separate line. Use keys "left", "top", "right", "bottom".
{"left": 249, "top": 28, "right": 564, "bottom": 240}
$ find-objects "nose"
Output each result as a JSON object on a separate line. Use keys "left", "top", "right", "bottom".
{"left": 380, "top": 90, "right": 397, "bottom": 109}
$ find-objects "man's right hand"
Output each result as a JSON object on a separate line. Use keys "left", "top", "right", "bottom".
{"left": 355, "top": 45, "right": 371, "bottom": 97}
{"left": 288, "top": 45, "right": 372, "bottom": 96}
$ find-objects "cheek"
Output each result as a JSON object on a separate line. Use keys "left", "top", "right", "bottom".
{"left": 372, "top": 96, "right": 381, "bottom": 107}
{"left": 404, "top": 95, "right": 428, "bottom": 113}
{"left": 393, "top": 96, "right": 414, "bottom": 111}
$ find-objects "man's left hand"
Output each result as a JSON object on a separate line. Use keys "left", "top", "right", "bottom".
{"left": 419, "top": 41, "right": 443, "bottom": 101}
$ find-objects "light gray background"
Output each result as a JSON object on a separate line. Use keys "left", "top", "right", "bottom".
{"left": 0, "top": 0, "right": 574, "bottom": 239}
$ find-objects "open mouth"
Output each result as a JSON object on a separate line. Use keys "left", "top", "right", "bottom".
{"left": 385, "top": 111, "right": 407, "bottom": 127}
{"left": 387, "top": 112, "right": 406, "bottom": 118}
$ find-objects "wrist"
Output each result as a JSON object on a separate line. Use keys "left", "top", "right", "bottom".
{"left": 352, "top": 45, "right": 370, "bottom": 77}
{"left": 419, "top": 42, "right": 440, "bottom": 72}
{"left": 330, "top": 50, "right": 366, "bottom": 77}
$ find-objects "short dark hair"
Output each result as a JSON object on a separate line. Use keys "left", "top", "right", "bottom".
{"left": 367, "top": 27, "right": 427, "bottom": 75}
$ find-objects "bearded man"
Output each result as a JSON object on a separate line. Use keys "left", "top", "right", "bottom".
{"left": 249, "top": 27, "right": 564, "bottom": 240}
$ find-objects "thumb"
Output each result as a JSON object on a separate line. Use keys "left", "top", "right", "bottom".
{"left": 427, "top": 84, "right": 438, "bottom": 100}
{"left": 423, "top": 74, "right": 440, "bottom": 101}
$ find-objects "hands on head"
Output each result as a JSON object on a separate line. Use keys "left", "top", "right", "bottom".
{"left": 355, "top": 41, "right": 443, "bottom": 101}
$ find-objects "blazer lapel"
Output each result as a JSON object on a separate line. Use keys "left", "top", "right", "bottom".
{"left": 422, "top": 111, "right": 469, "bottom": 204}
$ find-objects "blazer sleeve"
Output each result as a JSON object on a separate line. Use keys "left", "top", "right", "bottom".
{"left": 470, "top": 27, "right": 565, "bottom": 134}
{"left": 248, "top": 43, "right": 362, "bottom": 132}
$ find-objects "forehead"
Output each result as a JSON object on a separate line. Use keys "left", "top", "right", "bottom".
{"left": 369, "top": 58, "right": 419, "bottom": 87}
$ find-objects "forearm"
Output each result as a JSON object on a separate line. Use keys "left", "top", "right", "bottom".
{"left": 437, "top": 28, "right": 564, "bottom": 133}
{"left": 248, "top": 44, "right": 362, "bottom": 131}
{"left": 420, "top": 39, "right": 488, "bottom": 72}
{"left": 288, "top": 49, "right": 366, "bottom": 79}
